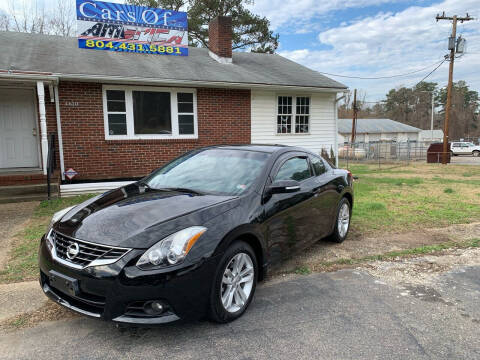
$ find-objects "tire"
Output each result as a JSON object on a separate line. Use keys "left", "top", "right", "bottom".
{"left": 473, "top": 151, "right": 480, "bottom": 157}
{"left": 209, "top": 241, "right": 258, "bottom": 323}
{"left": 329, "top": 197, "right": 351, "bottom": 243}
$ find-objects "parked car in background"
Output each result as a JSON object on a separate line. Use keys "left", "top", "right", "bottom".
{"left": 39, "top": 145, "right": 354, "bottom": 324}
{"left": 450, "top": 142, "right": 480, "bottom": 157}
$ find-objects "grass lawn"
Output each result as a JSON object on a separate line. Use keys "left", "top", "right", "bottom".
{"left": 0, "top": 194, "right": 96, "bottom": 284}
{"left": 344, "top": 162, "right": 480, "bottom": 235}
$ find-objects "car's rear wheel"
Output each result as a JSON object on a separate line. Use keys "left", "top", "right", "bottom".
{"left": 209, "top": 241, "right": 257, "bottom": 323}
{"left": 473, "top": 150, "right": 480, "bottom": 157}
{"left": 329, "top": 197, "right": 351, "bottom": 243}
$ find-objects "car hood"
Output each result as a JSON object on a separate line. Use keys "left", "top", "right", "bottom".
{"left": 54, "top": 183, "right": 238, "bottom": 249}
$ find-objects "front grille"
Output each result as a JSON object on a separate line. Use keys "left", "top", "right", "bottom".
{"left": 53, "top": 231, "right": 130, "bottom": 267}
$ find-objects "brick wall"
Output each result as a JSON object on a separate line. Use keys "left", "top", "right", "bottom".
{"left": 58, "top": 81, "right": 251, "bottom": 180}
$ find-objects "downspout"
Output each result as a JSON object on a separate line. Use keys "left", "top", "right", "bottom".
{"left": 54, "top": 85, "right": 65, "bottom": 180}
{"left": 334, "top": 93, "right": 347, "bottom": 167}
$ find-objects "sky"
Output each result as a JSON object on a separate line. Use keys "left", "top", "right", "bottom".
{"left": 0, "top": 0, "right": 478, "bottom": 102}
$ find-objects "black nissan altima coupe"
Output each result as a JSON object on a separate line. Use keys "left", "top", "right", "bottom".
{"left": 39, "top": 145, "right": 354, "bottom": 324}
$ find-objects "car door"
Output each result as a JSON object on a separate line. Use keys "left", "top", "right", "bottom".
{"left": 451, "top": 143, "right": 460, "bottom": 154}
{"left": 309, "top": 155, "right": 341, "bottom": 239}
{"left": 261, "top": 153, "right": 317, "bottom": 263}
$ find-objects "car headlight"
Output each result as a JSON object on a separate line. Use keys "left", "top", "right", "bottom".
{"left": 136, "top": 226, "right": 207, "bottom": 269}
{"left": 45, "top": 229, "right": 55, "bottom": 253}
{"left": 47, "top": 205, "right": 76, "bottom": 233}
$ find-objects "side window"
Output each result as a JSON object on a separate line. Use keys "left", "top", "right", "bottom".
{"left": 310, "top": 156, "right": 326, "bottom": 176}
{"left": 452, "top": 143, "right": 460, "bottom": 148}
{"left": 274, "top": 157, "right": 312, "bottom": 182}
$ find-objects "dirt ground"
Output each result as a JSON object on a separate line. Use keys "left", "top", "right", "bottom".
{"left": 0, "top": 202, "right": 37, "bottom": 270}
{"left": 275, "top": 222, "right": 480, "bottom": 274}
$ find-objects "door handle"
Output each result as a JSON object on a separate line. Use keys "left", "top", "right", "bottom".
{"left": 32, "top": 128, "right": 37, "bottom": 136}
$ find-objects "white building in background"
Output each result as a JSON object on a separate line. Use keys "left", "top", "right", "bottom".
{"left": 418, "top": 129, "right": 444, "bottom": 143}
{"left": 338, "top": 118, "right": 422, "bottom": 144}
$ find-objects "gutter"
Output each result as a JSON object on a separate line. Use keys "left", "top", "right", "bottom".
{"left": 0, "top": 68, "right": 347, "bottom": 92}
{"left": 55, "top": 73, "right": 348, "bottom": 93}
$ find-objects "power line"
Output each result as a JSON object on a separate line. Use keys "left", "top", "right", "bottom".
{"left": 316, "top": 60, "right": 446, "bottom": 80}
{"left": 411, "top": 58, "right": 447, "bottom": 87}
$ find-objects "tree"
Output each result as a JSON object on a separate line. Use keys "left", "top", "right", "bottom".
{"left": 437, "top": 81, "right": 479, "bottom": 140}
{"left": 0, "top": 0, "right": 75, "bottom": 36}
{"left": 128, "top": 0, "right": 279, "bottom": 53}
{"left": 48, "top": 0, "right": 75, "bottom": 37}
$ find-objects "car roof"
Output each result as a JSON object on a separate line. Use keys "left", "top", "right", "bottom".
{"left": 207, "top": 144, "right": 310, "bottom": 155}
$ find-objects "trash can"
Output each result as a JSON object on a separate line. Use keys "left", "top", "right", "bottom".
{"left": 427, "top": 143, "right": 451, "bottom": 163}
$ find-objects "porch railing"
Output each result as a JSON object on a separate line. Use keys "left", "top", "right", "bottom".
{"left": 46, "top": 133, "right": 56, "bottom": 200}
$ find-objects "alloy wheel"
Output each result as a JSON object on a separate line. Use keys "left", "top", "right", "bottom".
{"left": 220, "top": 252, "right": 254, "bottom": 313}
{"left": 338, "top": 203, "right": 350, "bottom": 238}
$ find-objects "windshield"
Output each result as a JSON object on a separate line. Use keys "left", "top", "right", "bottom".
{"left": 145, "top": 149, "right": 270, "bottom": 196}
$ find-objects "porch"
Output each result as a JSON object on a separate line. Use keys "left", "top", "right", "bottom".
{"left": 0, "top": 75, "right": 62, "bottom": 202}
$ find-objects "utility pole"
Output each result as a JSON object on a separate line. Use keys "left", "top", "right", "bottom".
{"left": 436, "top": 12, "right": 474, "bottom": 164}
{"left": 350, "top": 89, "right": 358, "bottom": 144}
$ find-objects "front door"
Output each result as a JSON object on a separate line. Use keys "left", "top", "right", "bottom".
{"left": 0, "top": 88, "right": 39, "bottom": 169}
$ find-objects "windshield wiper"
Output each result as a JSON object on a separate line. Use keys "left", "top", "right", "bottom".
{"left": 137, "top": 180, "right": 156, "bottom": 190}
{"left": 158, "top": 187, "right": 205, "bottom": 195}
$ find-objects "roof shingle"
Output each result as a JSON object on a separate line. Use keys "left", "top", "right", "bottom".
{"left": 0, "top": 31, "right": 347, "bottom": 90}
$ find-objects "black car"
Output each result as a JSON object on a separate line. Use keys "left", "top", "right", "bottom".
{"left": 39, "top": 145, "right": 353, "bottom": 324}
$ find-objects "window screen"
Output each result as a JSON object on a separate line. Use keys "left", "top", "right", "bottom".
{"left": 133, "top": 91, "right": 171, "bottom": 134}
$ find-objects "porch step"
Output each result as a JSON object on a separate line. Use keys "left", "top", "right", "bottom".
{"left": 0, "top": 193, "right": 58, "bottom": 204}
{"left": 0, "top": 183, "right": 59, "bottom": 197}
{"left": 0, "top": 183, "right": 59, "bottom": 203}
{"left": 0, "top": 172, "right": 46, "bottom": 186}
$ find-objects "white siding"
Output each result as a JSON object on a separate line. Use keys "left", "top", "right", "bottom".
{"left": 251, "top": 90, "right": 336, "bottom": 155}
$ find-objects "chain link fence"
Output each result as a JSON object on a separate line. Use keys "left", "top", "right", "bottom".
{"left": 316, "top": 141, "right": 450, "bottom": 168}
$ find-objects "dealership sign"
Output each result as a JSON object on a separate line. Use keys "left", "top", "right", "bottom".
{"left": 76, "top": 0, "right": 188, "bottom": 56}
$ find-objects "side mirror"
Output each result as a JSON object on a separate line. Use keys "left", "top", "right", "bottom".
{"left": 267, "top": 180, "right": 301, "bottom": 195}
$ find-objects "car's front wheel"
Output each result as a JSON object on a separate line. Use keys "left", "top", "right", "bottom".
{"left": 473, "top": 150, "right": 480, "bottom": 157}
{"left": 209, "top": 241, "right": 257, "bottom": 323}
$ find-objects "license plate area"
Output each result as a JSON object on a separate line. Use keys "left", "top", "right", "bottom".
{"left": 48, "top": 270, "right": 79, "bottom": 297}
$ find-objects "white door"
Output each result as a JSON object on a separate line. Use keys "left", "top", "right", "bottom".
{"left": 0, "top": 88, "right": 39, "bottom": 168}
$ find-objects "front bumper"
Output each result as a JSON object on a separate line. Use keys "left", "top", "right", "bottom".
{"left": 38, "top": 236, "right": 218, "bottom": 324}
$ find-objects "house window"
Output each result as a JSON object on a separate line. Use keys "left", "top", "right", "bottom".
{"left": 295, "top": 96, "right": 309, "bottom": 133}
{"left": 133, "top": 91, "right": 171, "bottom": 135}
{"left": 103, "top": 86, "right": 197, "bottom": 140}
{"left": 277, "top": 96, "right": 292, "bottom": 134}
{"left": 106, "top": 90, "right": 127, "bottom": 135}
{"left": 276, "top": 96, "right": 310, "bottom": 134}
{"left": 177, "top": 92, "right": 195, "bottom": 135}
